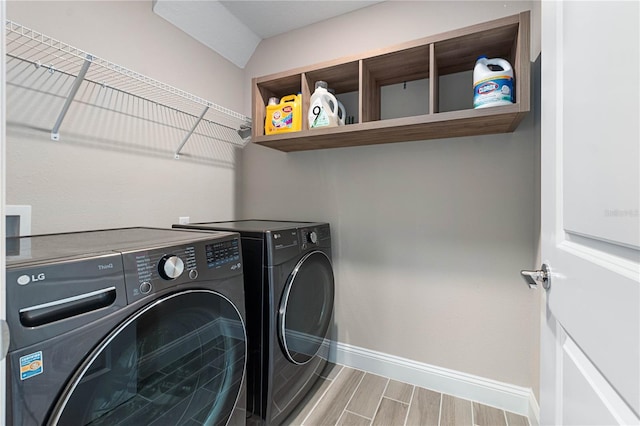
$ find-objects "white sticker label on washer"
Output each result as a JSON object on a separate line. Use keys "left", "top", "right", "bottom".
{"left": 20, "top": 351, "right": 44, "bottom": 380}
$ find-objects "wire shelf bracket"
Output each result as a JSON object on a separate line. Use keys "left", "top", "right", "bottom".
{"left": 174, "top": 105, "right": 209, "bottom": 159}
{"left": 51, "top": 54, "right": 92, "bottom": 141}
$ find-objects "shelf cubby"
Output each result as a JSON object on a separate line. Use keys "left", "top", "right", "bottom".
{"left": 363, "top": 44, "right": 430, "bottom": 121}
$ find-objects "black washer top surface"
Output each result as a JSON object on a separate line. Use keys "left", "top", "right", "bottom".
{"left": 180, "top": 220, "right": 321, "bottom": 233}
{"left": 6, "top": 227, "right": 233, "bottom": 266}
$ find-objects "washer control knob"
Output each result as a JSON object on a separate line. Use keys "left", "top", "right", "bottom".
{"left": 140, "top": 281, "right": 152, "bottom": 294}
{"left": 158, "top": 255, "right": 184, "bottom": 280}
{"left": 307, "top": 231, "right": 318, "bottom": 244}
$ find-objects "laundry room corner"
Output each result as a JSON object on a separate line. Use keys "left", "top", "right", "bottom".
{"left": 5, "top": 0, "right": 247, "bottom": 234}
{"left": 240, "top": 0, "right": 542, "bottom": 414}
{"left": 3, "top": 0, "right": 637, "bottom": 424}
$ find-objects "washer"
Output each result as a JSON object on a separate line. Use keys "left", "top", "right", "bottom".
{"left": 173, "top": 220, "right": 334, "bottom": 425}
{"left": 5, "top": 227, "right": 247, "bottom": 426}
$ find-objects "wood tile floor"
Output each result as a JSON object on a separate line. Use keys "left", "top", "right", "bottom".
{"left": 283, "top": 363, "right": 530, "bottom": 426}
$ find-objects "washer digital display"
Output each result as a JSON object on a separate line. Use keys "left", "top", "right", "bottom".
{"left": 206, "top": 239, "right": 240, "bottom": 268}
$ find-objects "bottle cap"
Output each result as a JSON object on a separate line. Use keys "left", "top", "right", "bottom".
{"left": 315, "top": 81, "right": 328, "bottom": 90}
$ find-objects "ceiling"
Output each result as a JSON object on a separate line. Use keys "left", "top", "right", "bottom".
{"left": 152, "top": 0, "right": 383, "bottom": 68}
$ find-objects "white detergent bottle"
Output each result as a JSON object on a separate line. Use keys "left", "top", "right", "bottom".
{"left": 308, "top": 81, "right": 340, "bottom": 128}
{"left": 473, "top": 56, "right": 515, "bottom": 108}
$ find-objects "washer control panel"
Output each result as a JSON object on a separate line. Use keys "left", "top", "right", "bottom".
{"left": 272, "top": 229, "right": 298, "bottom": 251}
{"left": 122, "top": 236, "right": 242, "bottom": 304}
{"left": 205, "top": 238, "right": 241, "bottom": 269}
{"left": 268, "top": 224, "right": 331, "bottom": 265}
{"left": 158, "top": 255, "right": 185, "bottom": 280}
{"left": 300, "top": 227, "right": 320, "bottom": 250}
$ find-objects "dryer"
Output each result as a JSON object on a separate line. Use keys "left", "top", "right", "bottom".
{"left": 5, "top": 227, "right": 247, "bottom": 426}
{"left": 173, "top": 220, "right": 334, "bottom": 426}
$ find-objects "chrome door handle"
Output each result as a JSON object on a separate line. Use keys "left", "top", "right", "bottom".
{"left": 520, "top": 264, "right": 551, "bottom": 290}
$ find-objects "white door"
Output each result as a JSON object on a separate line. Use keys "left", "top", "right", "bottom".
{"left": 0, "top": 1, "right": 8, "bottom": 424}
{"left": 539, "top": 1, "right": 640, "bottom": 425}
{"left": 1, "top": 0, "right": 8, "bottom": 418}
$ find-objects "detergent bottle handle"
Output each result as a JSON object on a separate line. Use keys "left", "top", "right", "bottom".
{"left": 326, "top": 92, "right": 339, "bottom": 115}
{"left": 487, "top": 58, "right": 512, "bottom": 72}
{"left": 338, "top": 102, "right": 346, "bottom": 124}
{"left": 280, "top": 94, "right": 298, "bottom": 104}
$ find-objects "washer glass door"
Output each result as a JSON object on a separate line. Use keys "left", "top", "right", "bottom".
{"left": 279, "top": 250, "right": 335, "bottom": 365}
{"left": 50, "top": 290, "right": 246, "bottom": 426}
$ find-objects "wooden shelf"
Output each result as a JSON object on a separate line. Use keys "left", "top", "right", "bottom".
{"left": 252, "top": 11, "right": 530, "bottom": 152}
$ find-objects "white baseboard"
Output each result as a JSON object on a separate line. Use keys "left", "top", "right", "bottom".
{"left": 326, "top": 340, "right": 540, "bottom": 424}
{"left": 528, "top": 390, "right": 540, "bottom": 426}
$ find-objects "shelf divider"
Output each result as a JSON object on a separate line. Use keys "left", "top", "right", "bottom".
{"left": 429, "top": 44, "right": 439, "bottom": 115}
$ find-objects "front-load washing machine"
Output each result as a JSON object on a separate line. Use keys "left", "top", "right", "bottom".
{"left": 5, "top": 227, "right": 247, "bottom": 426}
{"left": 173, "top": 220, "right": 334, "bottom": 425}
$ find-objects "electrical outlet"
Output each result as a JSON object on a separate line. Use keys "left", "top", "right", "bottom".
{"left": 178, "top": 216, "right": 190, "bottom": 225}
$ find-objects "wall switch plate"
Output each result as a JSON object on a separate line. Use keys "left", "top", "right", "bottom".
{"left": 178, "top": 216, "right": 190, "bottom": 225}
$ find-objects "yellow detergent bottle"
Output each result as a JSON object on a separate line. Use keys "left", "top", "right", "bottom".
{"left": 265, "top": 94, "right": 302, "bottom": 135}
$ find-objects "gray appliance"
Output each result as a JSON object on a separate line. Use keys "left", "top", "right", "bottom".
{"left": 173, "top": 220, "right": 334, "bottom": 425}
{"left": 5, "top": 227, "right": 247, "bottom": 426}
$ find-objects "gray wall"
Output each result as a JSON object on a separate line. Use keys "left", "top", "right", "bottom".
{"left": 241, "top": 1, "right": 541, "bottom": 394}
{"left": 6, "top": 1, "right": 244, "bottom": 234}
{"left": 5, "top": 0, "right": 543, "bottom": 397}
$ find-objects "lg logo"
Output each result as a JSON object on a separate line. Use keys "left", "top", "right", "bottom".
{"left": 17, "top": 273, "right": 46, "bottom": 285}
